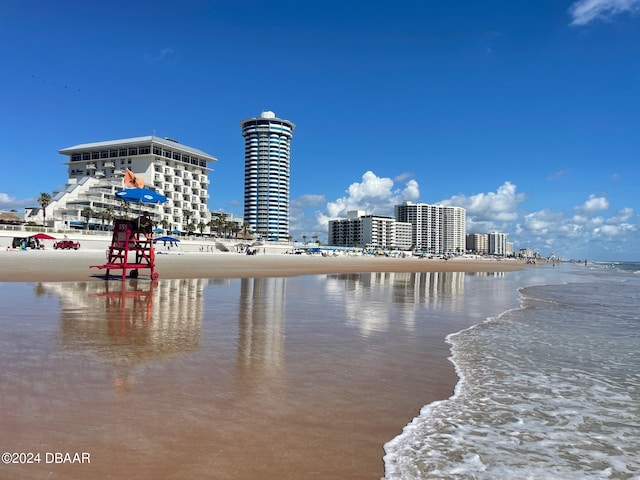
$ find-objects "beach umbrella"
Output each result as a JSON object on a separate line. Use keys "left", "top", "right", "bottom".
{"left": 153, "top": 236, "right": 180, "bottom": 243}
{"left": 32, "top": 233, "right": 57, "bottom": 240}
{"left": 115, "top": 188, "right": 167, "bottom": 204}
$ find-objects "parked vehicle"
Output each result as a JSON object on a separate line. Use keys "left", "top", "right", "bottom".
{"left": 54, "top": 239, "right": 81, "bottom": 250}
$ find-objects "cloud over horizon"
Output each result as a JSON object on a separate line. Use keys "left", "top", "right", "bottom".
{"left": 0, "top": 192, "right": 35, "bottom": 211}
{"left": 314, "top": 171, "right": 420, "bottom": 229}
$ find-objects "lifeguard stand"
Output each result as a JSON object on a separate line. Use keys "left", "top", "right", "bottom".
{"left": 91, "top": 219, "right": 158, "bottom": 280}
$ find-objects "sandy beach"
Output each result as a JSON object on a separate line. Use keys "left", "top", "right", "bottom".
{"left": 0, "top": 248, "right": 529, "bottom": 282}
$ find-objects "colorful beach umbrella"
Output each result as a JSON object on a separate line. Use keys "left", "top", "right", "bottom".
{"left": 153, "top": 236, "right": 180, "bottom": 243}
{"left": 115, "top": 188, "right": 167, "bottom": 204}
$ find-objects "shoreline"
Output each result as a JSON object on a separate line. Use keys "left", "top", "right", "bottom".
{"left": 0, "top": 249, "right": 532, "bottom": 283}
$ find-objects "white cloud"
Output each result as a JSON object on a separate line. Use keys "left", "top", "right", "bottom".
{"left": 593, "top": 224, "right": 634, "bottom": 237}
{"left": 290, "top": 194, "right": 326, "bottom": 234}
{"left": 394, "top": 172, "right": 414, "bottom": 182}
{"left": 316, "top": 171, "right": 420, "bottom": 227}
{"left": 439, "top": 181, "right": 526, "bottom": 223}
{"left": 575, "top": 194, "right": 609, "bottom": 214}
{"left": 294, "top": 194, "right": 325, "bottom": 207}
{"left": 568, "top": 0, "right": 640, "bottom": 26}
{"left": 609, "top": 207, "right": 634, "bottom": 222}
{"left": 0, "top": 192, "right": 34, "bottom": 211}
{"left": 0, "top": 193, "right": 14, "bottom": 204}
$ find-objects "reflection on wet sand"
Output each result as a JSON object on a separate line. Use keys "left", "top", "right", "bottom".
{"left": 1, "top": 269, "right": 519, "bottom": 480}
{"left": 236, "top": 277, "right": 287, "bottom": 393}
{"left": 37, "top": 279, "right": 208, "bottom": 391}
{"left": 325, "top": 271, "right": 466, "bottom": 335}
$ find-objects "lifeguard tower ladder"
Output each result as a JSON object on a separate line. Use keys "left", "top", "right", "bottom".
{"left": 91, "top": 219, "right": 158, "bottom": 281}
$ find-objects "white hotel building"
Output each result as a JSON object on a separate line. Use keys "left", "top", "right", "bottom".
{"left": 26, "top": 136, "right": 217, "bottom": 231}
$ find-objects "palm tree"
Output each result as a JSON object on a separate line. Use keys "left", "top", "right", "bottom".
{"left": 228, "top": 221, "right": 240, "bottom": 239}
{"left": 212, "top": 213, "right": 228, "bottom": 238}
{"left": 99, "top": 206, "right": 115, "bottom": 230}
{"left": 119, "top": 199, "right": 130, "bottom": 218}
{"left": 81, "top": 206, "right": 94, "bottom": 230}
{"left": 38, "top": 192, "right": 52, "bottom": 227}
{"left": 197, "top": 221, "right": 206, "bottom": 235}
{"left": 241, "top": 222, "right": 253, "bottom": 240}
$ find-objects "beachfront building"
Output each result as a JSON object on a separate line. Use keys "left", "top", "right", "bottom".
{"left": 394, "top": 202, "right": 466, "bottom": 254}
{"left": 24, "top": 136, "right": 217, "bottom": 232}
{"left": 466, "top": 232, "right": 489, "bottom": 254}
{"left": 488, "top": 231, "right": 508, "bottom": 256}
{"left": 328, "top": 210, "right": 412, "bottom": 250}
{"left": 240, "top": 111, "right": 295, "bottom": 242}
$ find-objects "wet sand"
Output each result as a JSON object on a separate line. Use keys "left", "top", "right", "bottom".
{"left": 0, "top": 251, "right": 533, "bottom": 479}
{"left": 0, "top": 249, "right": 529, "bottom": 282}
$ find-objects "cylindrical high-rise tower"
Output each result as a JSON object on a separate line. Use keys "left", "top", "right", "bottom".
{"left": 240, "top": 111, "right": 295, "bottom": 242}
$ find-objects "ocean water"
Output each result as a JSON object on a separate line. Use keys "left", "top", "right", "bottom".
{"left": 383, "top": 262, "right": 640, "bottom": 480}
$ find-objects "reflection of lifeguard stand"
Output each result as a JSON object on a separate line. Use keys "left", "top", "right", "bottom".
{"left": 91, "top": 219, "right": 158, "bottom": 280}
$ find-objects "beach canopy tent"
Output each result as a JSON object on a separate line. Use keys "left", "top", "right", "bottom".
{"left": 31, "top": 233, "right": 56, "bottom": 240}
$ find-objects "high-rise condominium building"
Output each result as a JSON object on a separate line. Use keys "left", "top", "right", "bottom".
{"left": 395, "top": 202, "right": 466, "bottom": 254}
{"left": 488, "top": 231, "right": 508, "bottom": 256}
{"left": 240, "top": 111, "right": 295, "bottom": 241}
{"left": 27, "top": 136, "right": 216, "bottom": 231}
{"left": 328, "top": 210, "right": 412, "bottom": 250}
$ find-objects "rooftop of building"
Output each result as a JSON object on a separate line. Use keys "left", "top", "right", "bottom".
{"left": 58, "top": 135, "right": 217, "bottom": 162}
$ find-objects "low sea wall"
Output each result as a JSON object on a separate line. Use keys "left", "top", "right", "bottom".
{"left": 0, "top": 227, "right": 292, "bottom": 255}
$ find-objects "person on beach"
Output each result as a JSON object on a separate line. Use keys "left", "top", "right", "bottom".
{"left": 137, "top": 211, "right": 152, "bottom": 234}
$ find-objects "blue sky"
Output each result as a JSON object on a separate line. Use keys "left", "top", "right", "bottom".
{"left": 1, "top": 0, "right": 639, "bottom": 261}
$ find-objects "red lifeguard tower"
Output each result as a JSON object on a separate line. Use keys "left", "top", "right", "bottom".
{"left": 91, "top": 219, "right": 158, "bottom": 281}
